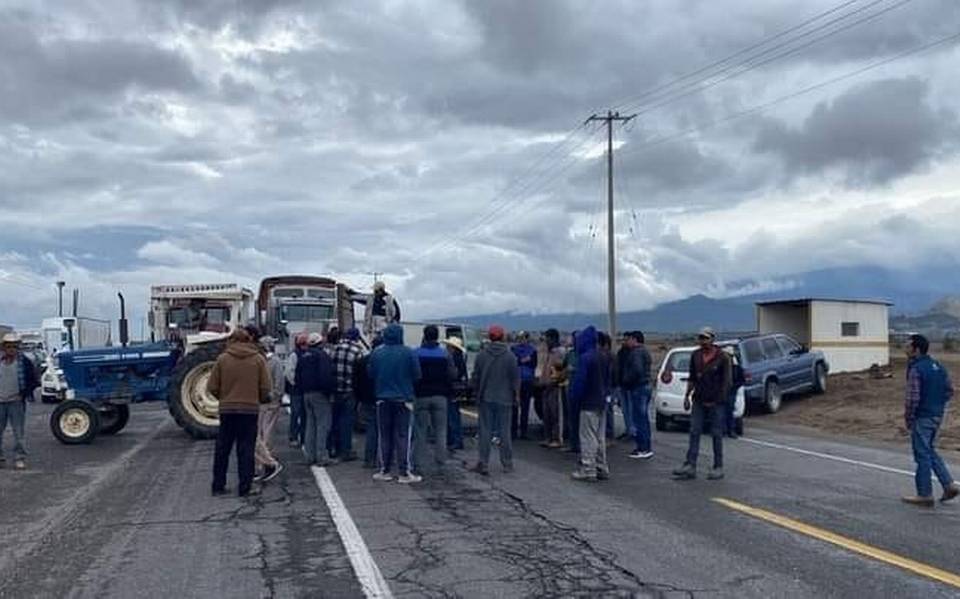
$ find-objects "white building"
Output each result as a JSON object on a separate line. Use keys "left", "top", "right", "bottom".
{"left": 755, "top": 298, "right": 891, "bottom": 374}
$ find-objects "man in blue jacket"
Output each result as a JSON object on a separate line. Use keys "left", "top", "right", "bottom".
{"left": 413, "top": 325, "right": 456, "bottom": 477}
{"left": 902, "top": 334, "right": 958, "bottom": 506}
{"left": 570, "top": 326, "right": 611, "bottom": 482}
{"left": 0, "top": 334, "right": 40, "bottom": 470}
{"left": 296, "top": 333, "right": 337, "bottom": 467}
{"left": 511, "top": 332, "right": 538, "bottom": 440}
{"left": 368, "top": 324, "right": 422, "bottom": 484}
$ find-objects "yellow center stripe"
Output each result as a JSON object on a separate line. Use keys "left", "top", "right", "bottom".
{"left": 713, "top": 497, "right": 960, "bottom": 589}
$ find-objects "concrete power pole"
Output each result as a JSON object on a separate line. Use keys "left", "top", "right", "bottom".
{"left": 586, "top": 110, "right": 635, "bottom": 344}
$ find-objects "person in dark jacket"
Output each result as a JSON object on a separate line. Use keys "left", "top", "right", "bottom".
{"left": 511, "top": 332, "right": 538, "bottom": 440}
{"left": 538, "top": 329, "right": 566, "bottom": 449}
{"left": 412, "top": 325, "right": 456, "bottom": 476}
{"left": 297, "top": 333, "right": 338, "bottom": 467}
{"left": 673, "top": 327, "right": 731, "bottom": 481}
{"left": 0, "top": 333, "right": 40, "bottom": 470}
{"left": 562, "top": 331, "right": 580, "bottom": 453}
{"left": 285, "top": 333, "right": 309, "bottom": 447}
{"left": 902, "top": 334, "right": 958, "bottom": 506}
{"left": 570, "top": 326, "right": 611, "bottom": 481}
{"left": 471, "top": 325, "right": 520, "bottom": 475}
{"left": 354, "top": 338, "right": 380, "bottom": 469}
{"left": 368, "top": 324, "right": 422, "bottom": 483}
{"left": 621, "top": 331, "right": 653, "bottom": 459}
{"left": 443, "top": 336, "right": 468, "bottom": 451}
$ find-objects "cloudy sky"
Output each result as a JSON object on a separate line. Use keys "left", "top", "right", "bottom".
{"left": 1, "top": 0, "right": 959, "bottom": 332}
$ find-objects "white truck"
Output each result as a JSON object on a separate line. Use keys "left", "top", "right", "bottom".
{"left": 40, "top": 316, "right": 111, "bottom": 403}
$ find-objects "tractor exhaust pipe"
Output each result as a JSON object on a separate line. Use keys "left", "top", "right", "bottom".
{"left": 118, "top": 293, "right": 129, "bottom": 348}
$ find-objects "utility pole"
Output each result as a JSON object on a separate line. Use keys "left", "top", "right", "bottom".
{"left": 56, "top": 281, "right": 65, "bottom": 317}
{"left": 369, "top": 272, "right": 383, "bottom": 285}
{"left": 586, "top": 110, "right": 635, "bottom": 345}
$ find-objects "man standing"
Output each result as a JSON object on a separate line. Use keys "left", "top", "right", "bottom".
{"left": 368, "top": 324, "right": 421, "bottom": 483}
{"left": 443, "top": 336, "right": 468, "bottom": 452}
{"left": 297, "top": 333, "right": 337, "bottom": 467}
{"left": 354, "top": 339, "right": 380, "bottom": 469}
{"left": 471, "top": 325, "right": 520, "bottom": 475}
{"left": 621, "top": 331, "right": 654, "bottom": 460}
{"left": 0, "top": 333, "right": 39, "bottom": 470}
{"left": 207, "top": 329, "right": 271, "bottom": 497}
{"left": 538, "top": 329, "right": 565, "bottom": 449}
{"left": 511, "top": 332, "right": 538, "bottom": 440}
{"left": 902, "top": 334, "right": 959, "bottom": 506}
{"left": 570, "top": 326, "right": 611, "bottom": 482}
{"left": 363, "top": 281, "right": 401, "bottom": 338}
{"left": 673, "top": 327, "right": 731, "bottom": 481}
{"left": 254, "top": 336, "right": 286, "bottom": 484}
{"left": 562, "top": 332, "right": 580, "bottom": 453}
{"left": 286, "top": 333, "right": 309, "bottom": 448}
{"left": 330, "top": 327, "right": 365, "bottom": 462}
{"left": 413, "top": 325, "right": 455, "bottom": 477}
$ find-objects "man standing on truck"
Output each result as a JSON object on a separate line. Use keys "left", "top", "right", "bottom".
{"left": 673, "top": 327, "right": 731, "bottom": 481}
{"left": 511, "top": 331, "right": 538, "bottom": 440}
{"left": 0, "top": 334, "right": 40, "bottom": 470}
{"left": 363, "top": 281, "right": 401, "bottom": 338}
{"left": 368, "top": 324, "right": 421, "bottom": 483}
{"left": 297, "top": 333, "right": 338, "bottom": 467}
{"left": 902, "top": 334, "right": 959, "bottom": 507}
{"left": 254, "top": 336, "right": 285, "bottom": 484}
{"left": 207, "top": 329, "right": 271, "bottom": 497}
{"left": 471, "top": 325, "right": 520, "bottom": 476}
{"left": 330, "top": 327, "right": 365, "bottom": 462}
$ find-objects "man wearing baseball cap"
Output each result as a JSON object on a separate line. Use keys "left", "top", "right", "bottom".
{"left": 673, "top": 327, "right": 731, "bottom": 481}
{"left": 471, "top": 325, "right": 520, "bottom": 475}
{"left": 0, "top": 333, "right": 39, "bottom": 470}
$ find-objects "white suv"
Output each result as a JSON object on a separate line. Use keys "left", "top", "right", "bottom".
{"left": 654, "top": 345, "right": 745, "bottom": 435}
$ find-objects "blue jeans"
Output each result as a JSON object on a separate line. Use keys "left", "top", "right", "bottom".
{"left": 619, "top": 388, "right": 634, "bottom": 437}
{"left": 361, "top": 403, "right": 379, "bottom": 466}
{"left": 478, "top": 402, "right": 513, "bottom": 467}
{"left": 912, "top": 416, "right": 954, "bottom": 498}
{"left": 303, "top": 393, "right": 333, "bottom": 464}
{"left": 288, "top": 391, "right": 305, "bottom": 444}
{"left": 0, "top": 399, "right": 27, "bottom": 459}
{"left": 628, "top": 386, "right": 652, "bottom": 453}
{"left": 331, "top": 393, "right": 356, "bottom": 458}
{"left": 686, "top": 401, "right": 724, "bottom": 469}
{"left": 377, "top": 400, "right": 413, "bottom": 475}
{"left": 447, "top": 398, "right": 464, "bottom": 449}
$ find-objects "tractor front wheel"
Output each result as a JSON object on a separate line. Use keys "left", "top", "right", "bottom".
{"left": 51, "top": 400, "right": 101, "bottom": 445}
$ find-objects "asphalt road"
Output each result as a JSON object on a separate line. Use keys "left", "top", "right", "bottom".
{"left": 2, "top": 402, "right": 958, "bottom": 598}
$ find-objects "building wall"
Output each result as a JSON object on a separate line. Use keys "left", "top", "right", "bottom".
{"left": 757, "top": 304, "right": 810, "bottom": 344}
{"left": 810, "top": 301, "right": 889, "bottom": 373}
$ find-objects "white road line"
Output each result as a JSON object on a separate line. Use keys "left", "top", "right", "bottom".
{"left": 741, "top": 437, "right": 914, "bottom": 476}
{"left": 311, "top": 466, "right": 393, "bottom": 599}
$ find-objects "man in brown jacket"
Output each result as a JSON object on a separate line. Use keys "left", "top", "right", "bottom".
{"left": 207, "top": 329, "right": 271, "bottom": 497}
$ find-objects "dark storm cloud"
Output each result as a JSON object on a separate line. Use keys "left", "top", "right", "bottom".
{"left": 754, "top": 77, "right": 960, "bottom": 185}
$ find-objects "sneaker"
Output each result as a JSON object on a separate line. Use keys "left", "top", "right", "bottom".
{"left": 14, "top": 459, "right": 26, "bottom": 471}
{"left": 901, "top": 495, "right": 935, "bottom": 507}
{"left": 672, "top": 463, "right": 696, "bottom": 480}
{"left": 470, "top": 463, "right": 490, "bottom": 476}
{"left": 941, "top": 483, "right": 960, "bottom": 503}
{"left": 372, "top": 472, "right": 394, "bottom": 482}
{"left": 262, "top": 462, "right": 284, "bottom": 483}
{"left": 397, "top": 473, "right": 423, "bottom": 484}
{"left": 629, "top": 450, "right": 654, "bottom": 460}
{"left": 707, "top": 467, "right": 725, "bottom": 480}
{"left": 571, "top": 469, "right": 598, "bottom": 482}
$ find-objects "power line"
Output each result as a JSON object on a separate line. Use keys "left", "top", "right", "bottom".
{"left": 619, "top": 29, "right": 960, "bottom": 158}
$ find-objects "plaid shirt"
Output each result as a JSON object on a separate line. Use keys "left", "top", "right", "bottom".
{"left": 905, "top": 364, "right": 921, "bottom": 428}
{"left": 330, "top": 340, "right": 365, "bottom": 394}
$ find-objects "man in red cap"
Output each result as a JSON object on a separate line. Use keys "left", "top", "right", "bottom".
{"left": 470, "top": 325, "right": 520, "bottom": 475}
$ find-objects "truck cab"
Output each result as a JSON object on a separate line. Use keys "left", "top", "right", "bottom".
{"left": 257, "top": 276, "right": 360, "bottom": 357}
{"left": 149, "top": 284, "right": 254, "bottom": 343}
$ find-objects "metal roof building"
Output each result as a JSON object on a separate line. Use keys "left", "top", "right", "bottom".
{"left": 755, "top": 298, "right": 892, "bottom": 374}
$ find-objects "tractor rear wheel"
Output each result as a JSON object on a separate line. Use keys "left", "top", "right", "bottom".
{"left": 99, "top": 404, "right": 131, "bottom": 435}
{"left": 168, "top": 342, "right": 225, "bottom": 439}
{"left": 51, "top": 400, "right": 101, "bottom": 445}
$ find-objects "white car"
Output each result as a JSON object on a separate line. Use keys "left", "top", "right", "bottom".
{"left": 654, "top": 345, "right": 745, "bottom": 435}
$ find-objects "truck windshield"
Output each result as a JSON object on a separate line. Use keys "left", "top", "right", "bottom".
{"left": 167, "top": 307, "right": 231, "bottom": 332}
{"left": 281, "top": 305, "right": 334, "bottom": 322}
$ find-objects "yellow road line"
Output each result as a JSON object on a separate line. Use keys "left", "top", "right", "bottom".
{"left": 713, "top": 497, "right": 960, "bottom": 589}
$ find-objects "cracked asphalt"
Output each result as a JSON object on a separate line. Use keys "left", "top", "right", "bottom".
{"left": 2, "top": 402, "right": 959, "bottom": 598}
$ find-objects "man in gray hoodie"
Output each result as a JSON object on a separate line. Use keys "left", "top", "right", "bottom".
{"left": 471, "top": 325, "right": 520, "bottom": 475}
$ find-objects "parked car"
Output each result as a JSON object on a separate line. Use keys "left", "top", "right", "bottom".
{"left": 654, "top": 344, "right": 746, "bottom": 434}
{"left": 736, "top": 333, "right": 829, "bottom": 413}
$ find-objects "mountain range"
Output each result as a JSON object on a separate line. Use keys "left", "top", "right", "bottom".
{"left": 446, "top": 265, "right": 960, "bottom": 334}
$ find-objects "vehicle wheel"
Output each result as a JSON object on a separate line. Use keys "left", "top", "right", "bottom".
{"left": 735, "top": 417, "right": 744, "bottom": 436}
{"left": 51, "top": 400, "right": 101, "bottom": 445}
{"left": 99, "top": 404, "right": 130, "bottom": 435}
{"left": 168, "top": 342, "right": 225, "bottom": 440}
{"left": 763, "top": 381, "right": 782, "bottom": 414}
{"left": 813, "top": 363, "right": 827, "bottom": 394}
{"left": 655, "top": 412, "right": 668, "bottom": 432}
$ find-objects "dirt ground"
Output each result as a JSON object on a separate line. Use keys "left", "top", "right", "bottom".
{"left": 764, "top": 352, "right": 960, "bottom": 454}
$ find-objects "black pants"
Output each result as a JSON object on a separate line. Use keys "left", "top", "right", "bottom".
{"left": 213, "top": 413, "right": 259, "bottom": 494}
{"left": 512, "top": 380, "right": 535, "bottom": 438}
